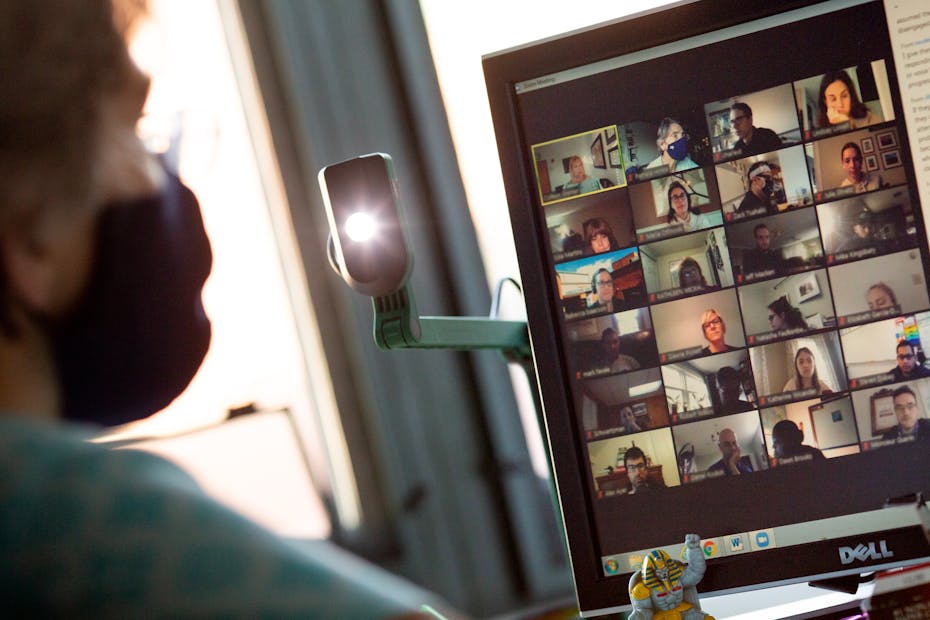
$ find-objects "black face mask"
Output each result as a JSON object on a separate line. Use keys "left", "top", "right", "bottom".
{"left": 761, "top": 176, "right": 775, "bottom": 198}
{"left": 52, "top": 171, "right": 212, "bottom": 427}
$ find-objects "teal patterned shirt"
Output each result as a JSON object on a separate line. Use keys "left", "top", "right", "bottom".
{"left": 0, "top": 416, "right": 420, "bottom": 618}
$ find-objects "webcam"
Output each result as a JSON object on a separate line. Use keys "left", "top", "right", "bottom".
{"left": 319, "top": 153, "right": 412, "bottom": 297}
{"left": 318, "top": 152, "right": 530, "bottom": 361}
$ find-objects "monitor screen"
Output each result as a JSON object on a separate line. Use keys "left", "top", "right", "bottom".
{"left": 483, "top": 0, "right": 930, "bottom": 614}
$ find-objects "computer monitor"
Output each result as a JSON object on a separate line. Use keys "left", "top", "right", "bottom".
{"left": 483, "top": 0, "right": 930, "bottom": 614}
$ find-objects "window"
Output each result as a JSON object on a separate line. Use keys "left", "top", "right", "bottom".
{"left": 98, "top": 0, "right": 344, "bottom": 539}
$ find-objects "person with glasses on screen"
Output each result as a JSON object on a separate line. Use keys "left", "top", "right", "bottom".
{"left": 767, "top": 296, "right": 808, "bottom": 333}
{"left": 590, "top": 268, "right": 621, "bottom": 314}
{"left": 890, "top": 341, "right": 930, "bottom": 381}
{"left": 623, "top": 446, "right": 665, "bottom": 494}
{"left": 646, "top": 117, "right": 697, "bottom": 173}
{"left": 729, "top": 102, "right": 782, "bottom": 157}
{"left": 665, "top": 181, "right": 709, "bottom": 232}
{"left": 881, "top": 385, "right": 930, "bottom": 441}
{"left": 700, "top": 309, "right": 736, "bottom": 355}
{"left": 737, "top": 161, "right": 781, "bottom": 215}
{"left": 707, "top": 428, "right": 754, "bottom": 476}
{"left": 677, "top": 258, "right": 708, "bottom": 289}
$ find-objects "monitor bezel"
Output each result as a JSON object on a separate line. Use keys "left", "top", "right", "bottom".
{"left": 483, "top": 0, "right": 930, "bottom": 614}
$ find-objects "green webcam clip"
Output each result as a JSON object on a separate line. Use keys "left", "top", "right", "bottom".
{"left": 318, "top": 153, "right": 531, "bottom": 363}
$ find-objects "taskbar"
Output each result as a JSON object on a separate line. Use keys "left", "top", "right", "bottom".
{"left": 601, "top": 504, "right": 922, "bottom": 576}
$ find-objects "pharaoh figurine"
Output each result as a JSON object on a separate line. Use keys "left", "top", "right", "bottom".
{"left": 628, "top": 533, "right": 714, "bottom": 620}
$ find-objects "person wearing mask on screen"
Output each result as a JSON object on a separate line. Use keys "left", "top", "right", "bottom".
{"left": 707, "top": 428, "right": 753, "bottom": 476}
{"left": 598, "top": 328, "right": 641, "bottom": 373}
{"left": 782, "top": 347, "right": 833, "bottom": 394}
{"left": 590, "top": 268, "right": 621, "bottom": 314}
{"left": 737, "top": 161, "right": 780, "bottom": 215}
{"left": 623, "top": 446, "right": 665, "bottom": 494}
{"left": 0, "top": 3, "right": 442, "bottom": 618}
{"left": 729, "top": 102, "right": 782, "bottom": 156}
{"left": 771, "top": 420, "right": 825, "bottom": 465}
{"left": 646, "top": 118, "right": 697, "bottom": 173}
{"left": 881, "top": 385, "right": 930, "bottom": 441}
{"left": 677, "top": 257, "right": 708, "bottom": 289}
{"left": 838, "top": 143, "right": 884, "bottom": 194}
{"left": 817, "top": 70, "right": 882, "bottom": 129}
{"left": 742, "top": 222, "right": 786, "bottom": 275}
{"left": 768, "top": 296, "right": 808, "bottom": 332}
{"left": 665, "top": 180, "right": 708, "bottom": 232}
{"left": 700, "top": 309, "right": 736, "bottom": 354}
{"left": 716, "top": 366, "right": 755, "bottom": 414}
{"left": 583, "top": 217, "right": 621, "bottom": 255}
{"left": 890, "top": 341, "right": 930, "bottom": 381}
{"left": 565, "top": 155, "right": 602, "bottom": 195}
{"left": 866, "top": 282, "right": 899, "bottom": 312}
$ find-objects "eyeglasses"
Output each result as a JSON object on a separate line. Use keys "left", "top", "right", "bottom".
{"left": 670, "top": 192, "right": 688, "bottom": 201}
{"left": 596, "top": 279, "right": 613, "bottom": 287}
{"left": 894, "top": 401, "right": 918, "bottom": 413}
{"left": 897, "top": 354, "right": 915, "bottom": 360}
{"left": 626, "top": 462, "right": 647, "bottom": 471}
{"left": 702, "top": 317, "right": 722, "bottom": 330}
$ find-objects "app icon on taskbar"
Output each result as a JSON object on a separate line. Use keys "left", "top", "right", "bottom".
{"left": 750, "top": 528, "right": 776, "bottom": 551}
{"left": 726, "top": 533, "right": 748, "bottom": 554}
{"left": 702, "top": 539, "right": 719, "bottom": 558}
{"left": 604, "top": 559, "right": 620, "bottom": 575}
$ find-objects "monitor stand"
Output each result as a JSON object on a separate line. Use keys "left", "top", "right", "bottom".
{"left": 809, "top": 573, "right": 875, "bottom": 595}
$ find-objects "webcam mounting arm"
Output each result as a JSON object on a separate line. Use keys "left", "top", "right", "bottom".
{"left": 373, "top": 282, "right": 531, "bottom": 363}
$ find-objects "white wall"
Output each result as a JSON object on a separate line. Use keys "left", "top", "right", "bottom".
{"left": 840, "top": 319, "right": 899, "bottom": 378}
{"left": 830, "top": 250, "right": 929, "bottom": 316}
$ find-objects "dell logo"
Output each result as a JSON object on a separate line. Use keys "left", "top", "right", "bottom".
{"left": 838, "top": 540, "right": 894, "bottom": 565}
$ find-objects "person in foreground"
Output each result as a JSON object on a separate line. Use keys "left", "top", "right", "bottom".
{"left": 0, "top": 2, "right": 441, "bottom": 618}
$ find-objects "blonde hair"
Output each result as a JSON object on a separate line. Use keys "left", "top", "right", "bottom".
{"left": 700, "top": 309, "right": 724, "bottom": 331}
